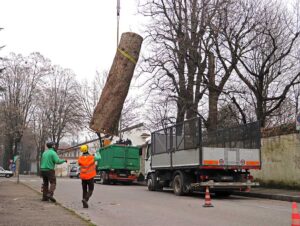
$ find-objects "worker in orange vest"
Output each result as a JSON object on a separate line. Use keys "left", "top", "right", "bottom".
{"left": 78, "top": 145, "right": 101, "bottom": 208}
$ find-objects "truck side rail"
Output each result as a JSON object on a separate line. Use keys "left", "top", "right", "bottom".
{"left": 151, "top": 118, "right": 261, "bottom": 156}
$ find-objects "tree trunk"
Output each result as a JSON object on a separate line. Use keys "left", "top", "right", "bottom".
{"left": 90, "top": 32, "right": 143, "bottom": 135}
{"left": 176, "top": 98, "right": 185, "bottom": 124}
{"left": 3, "top": 136, "right": 14, "bottom": 169}
{"left": 207, "top": 52, "right": 218, "bottom": 131}
{"left": 36, "top": 147, "right": 42, "bottom": 175}
{"left": 186, "top": 103, "right": 198, "bottom": 120}
{"left": 256, "top": 97, "right": 265, "bottom": 127}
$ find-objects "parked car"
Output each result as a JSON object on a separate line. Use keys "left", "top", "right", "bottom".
{"left": 0, "top": 166, "right": 14, "bottom": 178}
{"left": 69, "top": 166, "right": 80, "bottom": 178}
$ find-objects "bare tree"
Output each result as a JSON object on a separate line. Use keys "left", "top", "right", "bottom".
{"left": 0, "top": 27, "right": 5, "bottom": 78}
{"left": 139, "top": 0, "right": 215, "bottom": 124}
{"left": 143, "top": 94, "right": 177, "bottom": 131}
{"left": 42, "top": 66, "right": 84, "bottom": 148}
{"left": 79, "top": 71, "right": 108, "bottom": 127}
{"left": 30, "top": 89, "right": 50, "bottom": 174}
{"left": 231, "top": 1, "right": 300, "bottom": 127}
{"left": 0, "top": 52, "right": 51, "bottom": 168}
{"left": 139, "top": 0, "right": 258, "bottom": 132}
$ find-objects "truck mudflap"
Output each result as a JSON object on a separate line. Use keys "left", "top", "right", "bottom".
{"left": 190, "top": 180, "right": 259, "bottom": 190}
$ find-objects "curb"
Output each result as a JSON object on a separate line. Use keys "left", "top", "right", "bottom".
{"left": 21, "top": 182, "right": 96, "bottom": 226}
{"left": 233, "top": 191, "right": 300, "bottom": 202}
{"left": 136, "top": 181, "right": 300, "bottom": 202}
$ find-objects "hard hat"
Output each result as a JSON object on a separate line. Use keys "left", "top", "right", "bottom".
{"left": 46, "top": 141, "right": 56, "bottom": 149}
{"left": 80, "top": 145, "right": 88, "bottom": 153}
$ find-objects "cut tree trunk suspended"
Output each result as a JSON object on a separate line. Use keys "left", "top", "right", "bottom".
{"left": 90, "top": 32, "right": 143, "bottom": 135}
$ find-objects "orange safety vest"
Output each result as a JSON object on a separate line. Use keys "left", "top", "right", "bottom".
{"left": 78, "top": 155, "right": 96, "bottom": 180}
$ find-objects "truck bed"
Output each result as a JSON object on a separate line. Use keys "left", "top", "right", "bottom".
{"left": 151, "top": 118, "right": 261, "bottom": 170}
{"left": 97, "top": 144, "right": 140, "bottom": 171}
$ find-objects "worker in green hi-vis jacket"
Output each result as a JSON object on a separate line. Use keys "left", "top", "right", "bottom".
{"left": 40, "top": 141, "right": 67, "bottom": 202}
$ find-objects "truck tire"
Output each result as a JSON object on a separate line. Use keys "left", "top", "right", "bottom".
{"left": 100, "top": 171, "right": 110, "bottom": 185}
{"left": 173, "top": 174, "right": 184, "bottom": 196}
{"left": 173, "top": 171, "right": 190, "bottom": 196}
{"left": 147, "top": 173, "right": 162, "bottom": 191}
{"left": 147, "top": 174, "right": 156, "bottom": 191}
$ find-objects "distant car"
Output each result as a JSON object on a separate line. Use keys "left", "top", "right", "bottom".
{"left": 0, "top": 166, "right": 13, "bottom": 178}
{"left": 69, "top": 166, "right": 80, "bottom": 178}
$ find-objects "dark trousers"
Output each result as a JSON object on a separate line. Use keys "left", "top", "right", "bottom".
{"left": 82, "top": 178, "right": 94, "bottom": 201}
{"left": 41, "top": 170, "right": 56, "bottom": 198}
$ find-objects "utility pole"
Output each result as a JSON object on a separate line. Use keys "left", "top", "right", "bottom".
{"left": 117, "top": 0, "right": 120, "bottom": 47}
{"left": 117, "top": 0, "right": 123, "bottom": 140}
{"left": 16, "top": 144, "right": 21, "bottom": 184}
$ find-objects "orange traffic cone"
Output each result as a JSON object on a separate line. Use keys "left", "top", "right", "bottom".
{"left": 203, "top": 186, "right": 213, "bottom": 207}
{"left": 292, "top": 202, "right": 300, "bottom": 226}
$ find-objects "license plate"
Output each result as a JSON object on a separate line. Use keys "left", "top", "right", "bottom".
{"left": 119, "top": 174, "right": 127, "bottom": 177}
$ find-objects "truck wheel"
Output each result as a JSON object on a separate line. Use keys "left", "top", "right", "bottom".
{"left": 5, "top": 174, "right": 10, "bottom": 178}
{"left": 173, "top": 174, "right": 184, "bottom": 196}
{"left": 100, "top": 171, "right": 109, "bottom": 185}
{"left": 148, "top": 173, "right": 163, "bottom": 191}
{"left": 147, "top": 174, "right": 156, "bottom": 191}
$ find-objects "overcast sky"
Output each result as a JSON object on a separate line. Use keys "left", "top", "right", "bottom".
{"left": 0, "top": 0, "right": 143, "bottom": 82}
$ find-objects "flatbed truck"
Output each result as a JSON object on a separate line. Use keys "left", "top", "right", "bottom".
{"left": 145, "top": 117, "right": 260, "bottom": 196}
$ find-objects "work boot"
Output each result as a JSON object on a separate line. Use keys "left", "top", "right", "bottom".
{"left": 82, "top": 199, "right": 88, "bottom": 208}
{"left": 46, "top": 194, "right": 56, "bottom": 203}
{"left": 41, "top": 196, "right": 49, "bottom": 201}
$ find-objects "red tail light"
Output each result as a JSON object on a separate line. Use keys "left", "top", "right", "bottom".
{"left": 247, "top": 175, "right": 254, "bottom": 181}
{"left": 200, "top": 175, "right": 209, "bottom": 181}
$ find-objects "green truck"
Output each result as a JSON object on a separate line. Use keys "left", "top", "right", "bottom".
{"left": 94, "top": 144, "right": 140, "bottom": 184}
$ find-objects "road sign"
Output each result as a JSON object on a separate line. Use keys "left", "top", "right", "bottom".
{"left": 296, "top": 114, "right": 300, "bottom": 131}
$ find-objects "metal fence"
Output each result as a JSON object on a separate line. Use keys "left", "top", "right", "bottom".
{"left": 151, "top": 118, "right": 261, "bottom": 155}
{"left": 201, "top": 121, "right": 261, "bottom": 149}
{"left": 152, "top": 118, "right": 201, "bottom": 155}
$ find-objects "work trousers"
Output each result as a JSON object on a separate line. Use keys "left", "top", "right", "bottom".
{"left": 41, "top": 170, "right": 56, "bottom": 198}
{"left": 82, "top": 178, "right": 94, "bottom": 201}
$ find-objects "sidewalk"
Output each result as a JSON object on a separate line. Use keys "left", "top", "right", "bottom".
{"left": 0, "top": 180, "right": 91, "bottom": 226}
{"left": 233, "top": 187, "right": 300, "bottom": 202}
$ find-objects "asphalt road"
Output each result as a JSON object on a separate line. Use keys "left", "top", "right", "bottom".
{"left": 18, "top": 176, "right": 292, "bottom": 226}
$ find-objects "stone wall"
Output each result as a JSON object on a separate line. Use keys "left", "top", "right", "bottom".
{"left": 251, "top": 133, "right": 300, "bottom": 188}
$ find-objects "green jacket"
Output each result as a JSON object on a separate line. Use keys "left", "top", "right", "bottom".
{"left": 40, "top": 148, "right": 66, "bottom": 171}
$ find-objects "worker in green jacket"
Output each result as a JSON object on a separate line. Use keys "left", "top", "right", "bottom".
{"left": 40, "top": 141, "right": 67, "bottom": 202}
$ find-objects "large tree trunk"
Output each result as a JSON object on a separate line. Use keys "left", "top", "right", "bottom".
{"left": 90, "top": 32, "right": 143, "bottom": 135}
{"left": 207, "top": 52, "right": 218, "bottom": 132}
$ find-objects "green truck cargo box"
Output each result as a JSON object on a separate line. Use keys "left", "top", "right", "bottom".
{"left": 96, "top": 145, "right": 140, "bottom": 171}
